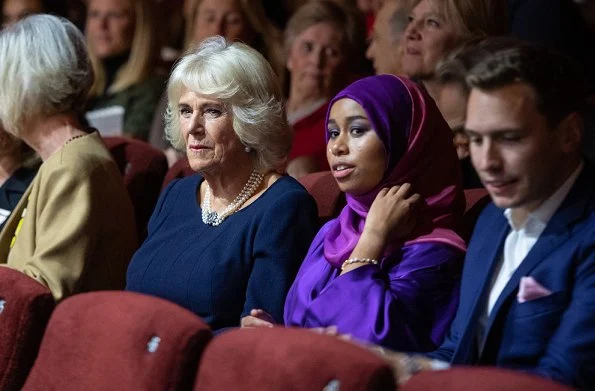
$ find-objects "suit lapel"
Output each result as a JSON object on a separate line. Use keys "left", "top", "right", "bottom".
{"left": 454, "top": 209, "right": 509, "bottom": 363}
{"left": 481, "top": 166, "right": 593, "bottom": 348}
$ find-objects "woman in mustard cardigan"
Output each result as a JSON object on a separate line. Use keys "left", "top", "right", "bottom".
{"left": 0, "top": 15, "right": 137, "bottom": 301}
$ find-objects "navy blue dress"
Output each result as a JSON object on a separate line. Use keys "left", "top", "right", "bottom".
{"left": 126, "top": 174, "right": 319, "bottom": 330}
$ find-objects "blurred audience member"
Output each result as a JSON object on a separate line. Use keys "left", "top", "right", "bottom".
{"left": 433, "top": 38, "right": 517, "bottom": 189}
{"left": 0, "top": 128, "right": 39, "bottom": 231}
{"left": 85, "top": 0, "right": 165, "bottom": 140}
{"left": 185, "top": 0, "right": 283, "bottom": 75}
{"left": 366, "top": 0, "right": 409, "bottom": 76}
{"left": 402, "top": 0, "right": 507, "bottom": 100}
{"left": 244, "top": 75, "right": 466, "bottom": 352}
{"left": 127, "top": 37, "right": 319, "bottom": 331}
{"left": 0, "top": 15, "right": 137, "bottom": 301}
{"left": 1, "top": 0, "right": 67, "bottom": 28}
{"left": 284, "top": 0, "right": 367, "bottom": 178}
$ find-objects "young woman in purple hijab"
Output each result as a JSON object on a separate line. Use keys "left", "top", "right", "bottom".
{"left": 243, "top": 74, "right": 466, "bottom": 352}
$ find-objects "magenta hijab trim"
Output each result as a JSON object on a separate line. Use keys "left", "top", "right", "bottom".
{"left": 322, "top": 75, "right": 466, "bottom": 268}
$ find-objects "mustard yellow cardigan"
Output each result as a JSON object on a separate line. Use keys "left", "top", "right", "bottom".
{"left": 0, "top": 132, "right": 137, "bottom": 301}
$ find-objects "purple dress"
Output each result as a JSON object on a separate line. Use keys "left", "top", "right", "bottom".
{"left": 283, "top": 75, "right": 467, "bottom": 352}
{"left": 284, "top": 222, "right": 463, "bottom": 351}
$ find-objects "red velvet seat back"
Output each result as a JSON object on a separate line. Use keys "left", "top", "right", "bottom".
{"left": 193, "top": 327, "right": 396, "bottom": 391}
{"left": 402, "top": 367, "right": 575, "bottom": 391}
{"left": 162, "top": 157, "right": 195, "bottom": 190}
{"left": 298, "top": 171, "right": 346, "bottom": 225}
{"left": 0, "top": 267, "right": 54, "bottom": 391}
{"left": 103, "top": 136, "right": 168, "bottom": 240}
{"left": 22, "top": 291, "right": 212, "bottom": 391}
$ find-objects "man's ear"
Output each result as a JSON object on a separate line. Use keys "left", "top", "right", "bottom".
{"left": 557, "top": 112, "right": 583, "bottom": 153}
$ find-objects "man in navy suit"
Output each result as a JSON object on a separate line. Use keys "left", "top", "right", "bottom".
{"left": 429, "top": 41, "right": 595, "bottom": 389}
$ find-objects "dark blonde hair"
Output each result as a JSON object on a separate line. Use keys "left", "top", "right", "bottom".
{"left": 87, "top": 0, "right": 159, "bottom": 96}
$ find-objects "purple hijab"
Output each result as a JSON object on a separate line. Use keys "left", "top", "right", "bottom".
{"left": 322, "top": 75, "right": 466, "bottom": 268}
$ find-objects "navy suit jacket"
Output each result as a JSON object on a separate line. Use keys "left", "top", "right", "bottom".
{"left": 430, "top": 165, "right": 595, "bottom": 389}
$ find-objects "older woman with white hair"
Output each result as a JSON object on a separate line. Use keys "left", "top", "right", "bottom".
{"left": 126, "top": 36, "right": 319, "bottom": 331}
{"left": 0, "top": 14, "right": 138, "bottom": 301}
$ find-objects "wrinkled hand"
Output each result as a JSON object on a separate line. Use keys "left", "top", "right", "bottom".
{"left": 364, "top": 183, "right": 421, "bottom": 242}
{"left": 241, "top": 309, "right": 275, "bottom": 328}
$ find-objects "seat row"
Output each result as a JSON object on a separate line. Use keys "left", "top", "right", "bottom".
{"left": 0, "top": 266, "right": 574, "bottom": 391}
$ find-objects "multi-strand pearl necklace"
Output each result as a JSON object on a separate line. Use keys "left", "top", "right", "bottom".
{"left": 201, "top": 170, "right": 264, "bottom": 226}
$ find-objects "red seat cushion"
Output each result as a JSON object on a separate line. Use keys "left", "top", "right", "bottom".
{"left": 193, "top": 327, "right": 396, "bottom": 391}
{"left": 162, "top": 157, "right": 195, "bottom": 190}
{"left": 0, "top": 267, "right": 54, "bottom": 391}
{"left": 22, "top": 291, "right": 212, "bottom": 391}
{"left": 402, "top": 366, "right": 575, "bottom": 391}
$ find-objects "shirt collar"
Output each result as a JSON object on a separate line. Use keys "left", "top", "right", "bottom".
{"left": 504, "top": 161, "right": 584, "bottom": 231}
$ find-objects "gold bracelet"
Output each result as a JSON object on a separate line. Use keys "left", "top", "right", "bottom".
{"left": 341, "top": 257, "right": 379, "bottom": 271}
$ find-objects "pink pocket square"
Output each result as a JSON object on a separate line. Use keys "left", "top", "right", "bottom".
{"left": 517, "top": 276, "right": 552, "bottom": 303}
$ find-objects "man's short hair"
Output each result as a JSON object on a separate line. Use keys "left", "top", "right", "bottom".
{"left": 438, "top": 37, "right": 588, "bottom": 128}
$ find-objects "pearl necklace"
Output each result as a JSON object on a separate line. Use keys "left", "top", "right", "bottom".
{"left": 201, "top": 170, "right": 264, "bottom": 226}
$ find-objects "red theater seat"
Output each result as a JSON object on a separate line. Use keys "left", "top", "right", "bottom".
{"left": 298, "top": 171, "right": 346, "bottom": 224}
{"left": 22, "top": 291, "right": 212, "bottom": 391}
{"left": 402, "top": 366, "right": 575, "bottom": 391}
{"left": 162, "top": 157, "right": 195, "bottom": 190}
{"left": 193, "top": 327, "right": 396, "bottom": 391}
{"left": 0, "top": 267, "right": 55, "bottom": 391}
{"left": 103, "top": 136, "right": 168, "bottom": 240}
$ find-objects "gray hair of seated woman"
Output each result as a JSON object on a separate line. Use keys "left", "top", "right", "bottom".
{"left": 0, "top": 14, "right": 93, "bottom": 137}
{"left": 165, "top": 36, "right": 292, "bottom": 172}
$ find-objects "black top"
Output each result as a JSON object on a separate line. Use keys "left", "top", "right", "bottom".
{"left": 0, "top": 165, "right": 38, "bottom": 231}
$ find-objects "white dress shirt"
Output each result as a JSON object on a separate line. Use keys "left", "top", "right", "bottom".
{"left": 476, "top": 162, "right": 584, "bottom": 350}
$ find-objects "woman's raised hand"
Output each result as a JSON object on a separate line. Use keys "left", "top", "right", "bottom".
{"left": 364, "top": 183, "right": 421, "bottom": 243}
{"left": 241, "top": 309, "right": 276, "bottom": 328}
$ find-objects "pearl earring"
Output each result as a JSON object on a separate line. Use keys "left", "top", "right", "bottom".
{"left": 244, "top": 146, "right": 252, "bottom": 153}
